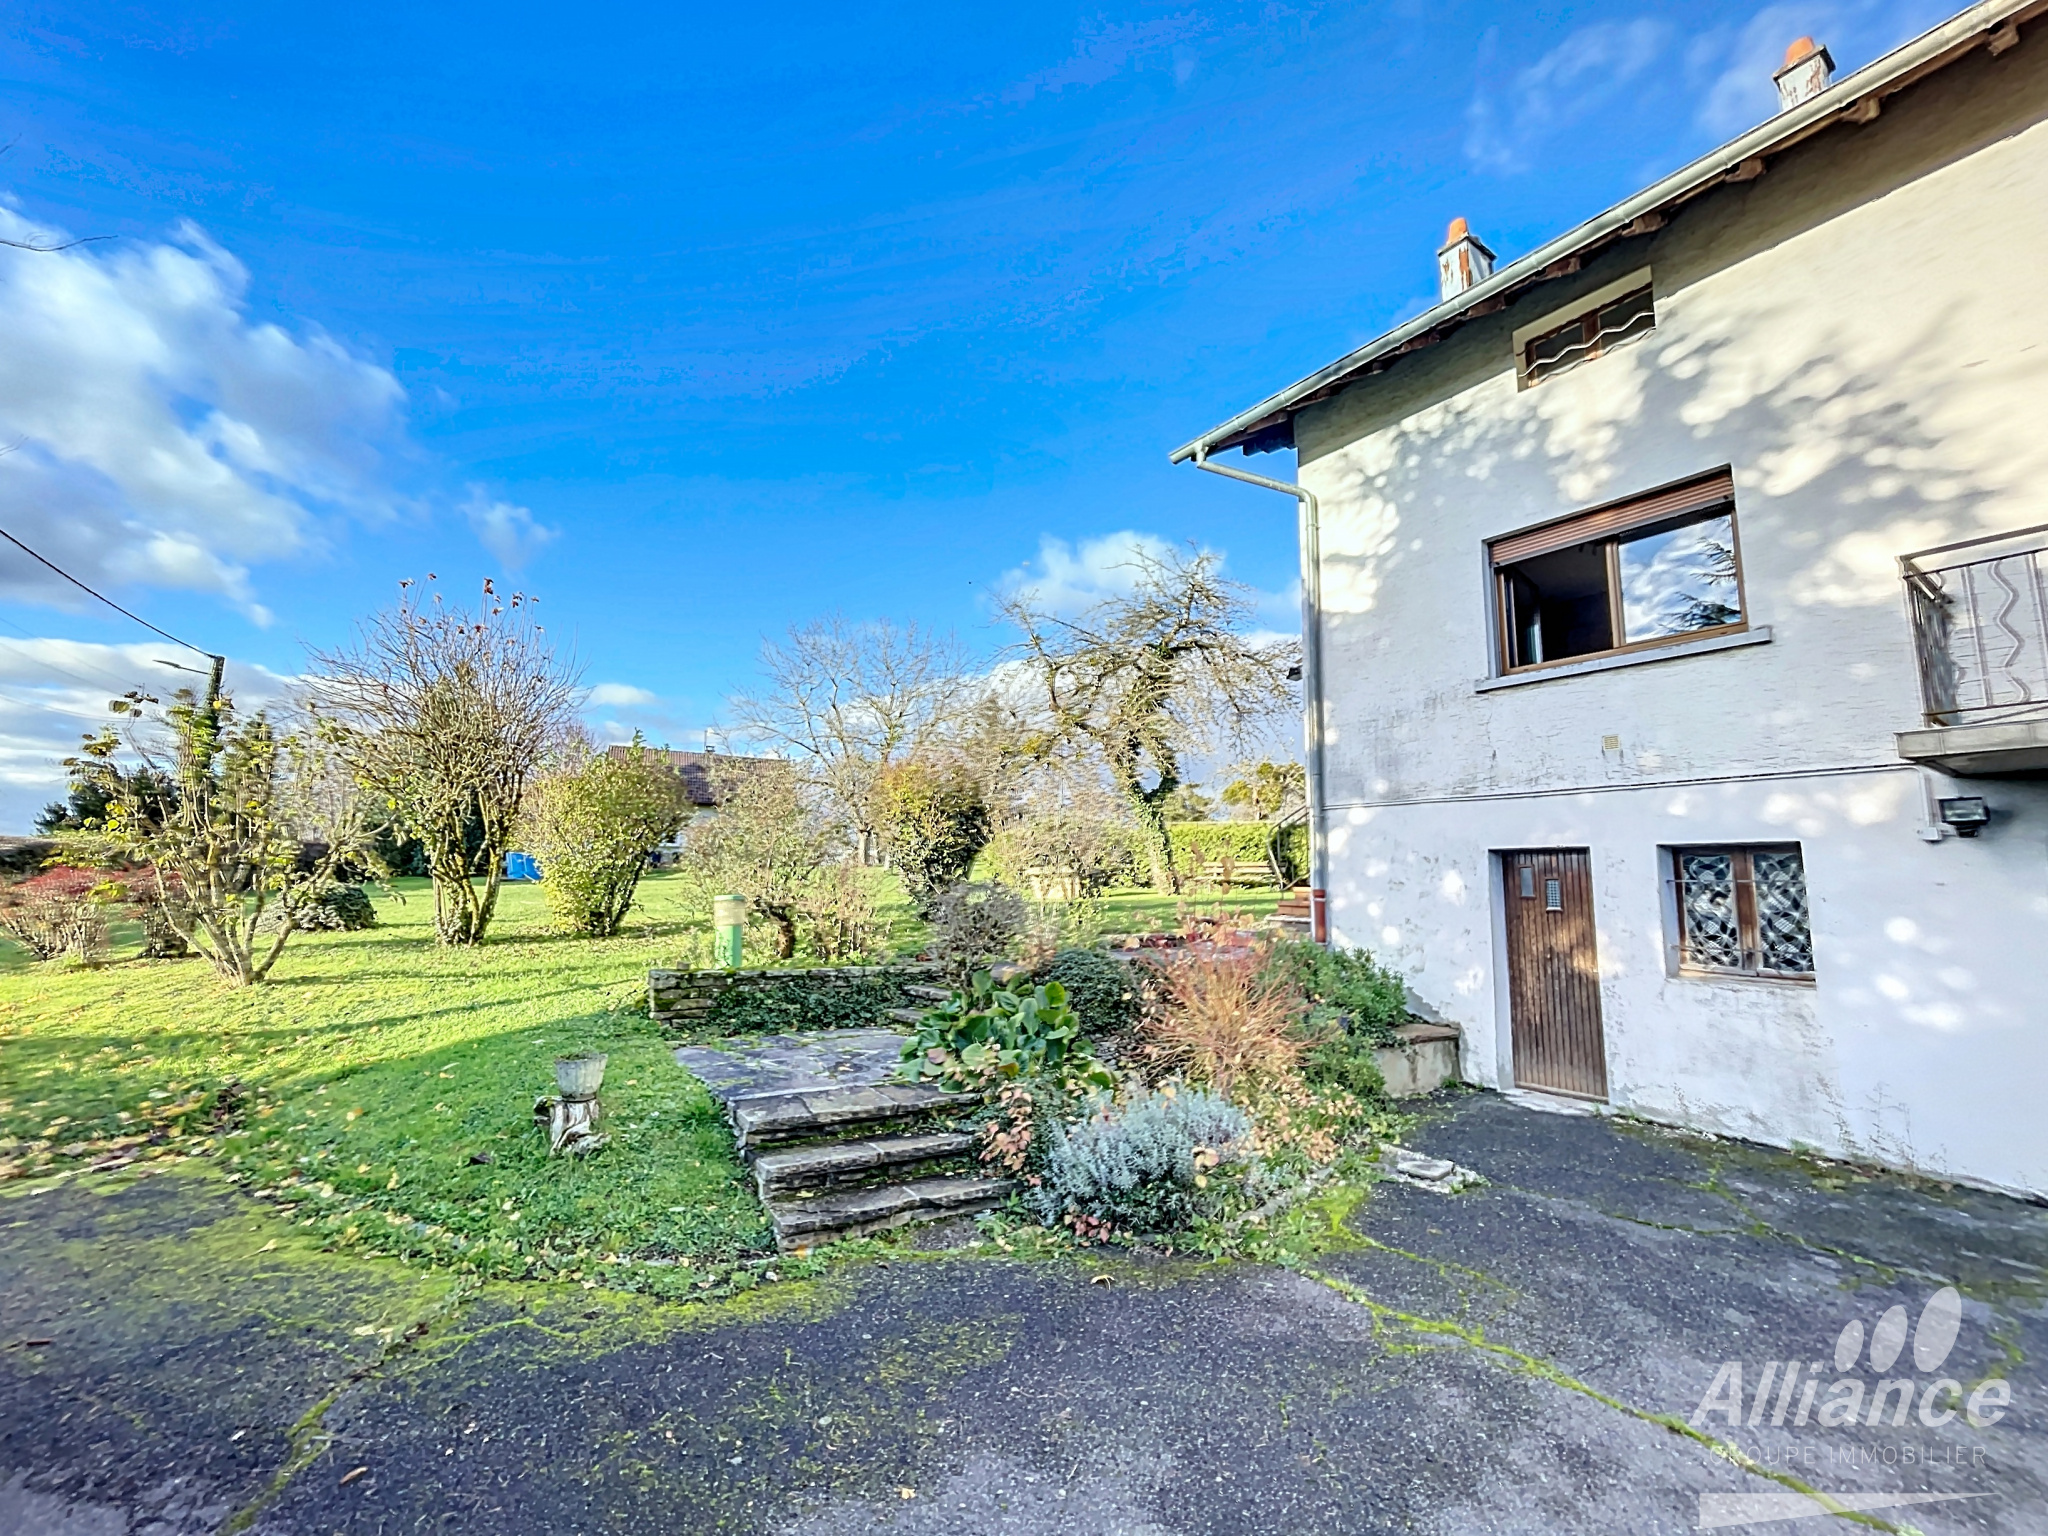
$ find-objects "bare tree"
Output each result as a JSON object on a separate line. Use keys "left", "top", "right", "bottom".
{"left": 307, "top": 577, "right": 582, "bottom": 945}
{"left": 728, "top": 616, "right": 971, "bottom": 861}
{"left": 676, "top": 758, "right": 834, "bottom": 959}
{"left": 999, "top": 547, "right": 1297, "bottom": 891}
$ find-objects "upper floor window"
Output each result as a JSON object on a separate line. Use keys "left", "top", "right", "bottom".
{"left": 1490, "top": 470, "right": 1746, "bottom": 672}
{"left": 1520, "top": 284, "right": 1655, "bottom": 387}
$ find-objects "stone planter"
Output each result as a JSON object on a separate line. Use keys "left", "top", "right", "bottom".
{"left": 1372, "top": 1023, "right": 1461, "bottom": 1098}
{"left": 554, "top": 1052, "right": 608, "bottom": 1098}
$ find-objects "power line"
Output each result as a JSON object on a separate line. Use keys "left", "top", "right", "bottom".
{"left": 0, "top": 609, "right": 160, "bottom": 697}
{"left": 0, "top": 522, "right": 217, "bottom": 660}
{"left": 0, "top": 635, "right": 151, "bottom": 700}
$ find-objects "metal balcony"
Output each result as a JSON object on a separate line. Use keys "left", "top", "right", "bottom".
{"left": 1896, "top": 524, "right": 2048, "bottom": 777}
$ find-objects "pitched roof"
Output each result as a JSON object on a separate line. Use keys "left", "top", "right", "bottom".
{"left": 604, "top": 746, "right": 787, "bottom": 808}
{"left": 1171, "top": 0, "right": 2038, "bottom": 464}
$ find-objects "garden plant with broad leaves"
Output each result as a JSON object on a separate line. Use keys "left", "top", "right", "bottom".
{"left": 900, "top": 971, "right": 1115, "bottom": 1093}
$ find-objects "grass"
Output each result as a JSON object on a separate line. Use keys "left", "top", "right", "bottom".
{"left": 0, "top": 873, "right": 786, "bottom": 1296}
{"left": 0, "top": 868, "right": 1281, "bottom": 1294}
{"left": 1069, "top": 885, "right": 1284, "bottom": 941}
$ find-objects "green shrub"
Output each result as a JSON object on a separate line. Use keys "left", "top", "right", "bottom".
{"left": 1028, "top": 1086, "right": 1252, "bottom": 1235}
{"left": 289, "top": 882, "right": 378, "bottom": 932}
{"left": 924, "top": 880, "right": 1029, "bottom": 982}
{"left": 1299, "top": 1032, "right": 1387, "bottom": 1099}
{"left": 792, "top": 861, "right": 885, "bottom": 963}
{"left": 872, "top": 761, "right": 991, "bottom": 915}
{"left": 1034, "top": 947, "right": 1142, "bottom": 1036}
{"left": 980, "top": 814, "right": 1140, "bottom": 896}
{"left": 1275, "top": 824, "right": 1308, "bottom": 884}
{"left": 1265, "top": 939, "right": 1407, "bottom": 1045}
{"left": 705, "top": 973, "right": 912, "bottom": 1034}
{"left": 900, "top": 972, "right": 1113, "bottom": 1092}
{"left": 525, "top": 744, "right": 690, "bottom": 938}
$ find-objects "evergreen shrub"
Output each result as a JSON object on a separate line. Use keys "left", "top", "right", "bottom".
{"left": 1034, "top": 947, "right": 1142, "bottom": 1036}
{"left": 1029, "top": 1086, "right": 1252, "bottom": 1234}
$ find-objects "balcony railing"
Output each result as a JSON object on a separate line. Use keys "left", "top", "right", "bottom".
{"left": 1902, "top": 524, "right": 2048, "bottom": 727}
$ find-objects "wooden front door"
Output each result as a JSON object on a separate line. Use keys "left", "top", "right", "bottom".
{"left": 1501, "top": 849, "right": 1608, "bottom": 1100}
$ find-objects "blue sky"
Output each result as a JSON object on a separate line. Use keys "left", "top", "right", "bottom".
{"left": 0, "top": 0, "right": 1954, "bottom": 827}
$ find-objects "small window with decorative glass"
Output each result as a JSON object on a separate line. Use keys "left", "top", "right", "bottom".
{"left": 1668, "top": 844, "right": 1814, "bottom": 980}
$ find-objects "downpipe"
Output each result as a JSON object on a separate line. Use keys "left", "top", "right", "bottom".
{"left": 1192, "top": 446, "right": 1329, "bottom": 944}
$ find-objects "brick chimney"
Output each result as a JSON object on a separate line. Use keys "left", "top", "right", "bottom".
{"left": 1437, "top": 217, "right": 1495, "bottom": 302}
{"left": 1774, "top": 36, "right": 1835, "bottom": 110}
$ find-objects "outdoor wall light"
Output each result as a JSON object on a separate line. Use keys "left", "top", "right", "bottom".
{"left": 1938, "top": 797, "right": 1991, "bottom": 837}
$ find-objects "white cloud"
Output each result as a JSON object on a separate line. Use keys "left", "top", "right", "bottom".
{"left": 1687, "top": 2, "right": 1954, "bottom": 140}
{"left": 0, "top": 207, "right": 409, "bottom": 620}
{"left": 999, "top": 529, "right": 1301, "bottom": 646}
{"left": 462, "top": 486, "right": 559, "bottom": 570}
{"left": 587, "top": 682, "right": 659, "bottom": 708}
{"left": 1467, "top": 19, "right": 1671, "bottom": 174}
{"left": 1000, "top": 530, "right": 1184, "bottom": 616}
{"left": 0, "top": 638, "right": 297, "bottom": 830}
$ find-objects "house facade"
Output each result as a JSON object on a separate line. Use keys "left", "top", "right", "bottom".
{"left": 1175, "top": 2, "right": 2048, "bottom": 1195}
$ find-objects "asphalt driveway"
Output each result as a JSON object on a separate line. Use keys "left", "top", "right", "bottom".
{"left": 4, "top": 1091, "right": 2044, "bottom": 1534}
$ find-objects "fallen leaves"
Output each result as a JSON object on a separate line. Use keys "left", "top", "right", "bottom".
{"left": 1090, "top": 1273, "right": 1111, "bottom": 1286}
{"left": 338, "top": 1465, "right": 368, "bottom": 1487}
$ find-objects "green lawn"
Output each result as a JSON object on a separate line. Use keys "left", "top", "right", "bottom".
{"left": 1087, "top": 885, "right": 1283, "bottom": 935}
{"left": 0, "top": 869, "right": 1282, "bottom": 1296}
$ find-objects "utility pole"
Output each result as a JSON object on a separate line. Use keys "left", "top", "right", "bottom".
{"left": 198, "top": 653, "right": 227, "bottom": 774}
{"left": 156, "top": 654, "right": 229, "bottom": 773}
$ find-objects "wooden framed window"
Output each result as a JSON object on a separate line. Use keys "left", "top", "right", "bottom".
{"left": 1521, "top": 284, "right": 1655, "bottom": 386}
{"left": 1490, "top": 469, "right": 1746, "bottom": 673}
{"left": 1670, "top": 844, "right": 1814, "bottom": 980}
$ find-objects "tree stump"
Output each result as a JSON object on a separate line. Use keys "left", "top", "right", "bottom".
{"left": 533, "top": 1092, "right": 607, "bottom": 1156}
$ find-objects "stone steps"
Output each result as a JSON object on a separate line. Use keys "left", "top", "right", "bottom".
{"left": 904, "top": 984, "right": 953, "bottom": 1003}
{"left": 752, "top": 1129, "right": 979, "bottom": 1198}
{"left": 677, "top": 1028, "right": 1009, "bottom": 1252}
{"left": 884, "top": 1007, "right": 927, "bottom": 1026}
{"left": 767, "top": 1174, "right": 1014, "bottom": 1251}
{"left": 728, "top": 1081, "right": 978, "bottom": 1150}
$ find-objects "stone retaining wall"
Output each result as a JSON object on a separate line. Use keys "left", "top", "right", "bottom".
{"left": 647, "top": 962, "right": 944, "bottom": 1026}
{"left": 1373, "top": 1023, "right": 1462, "bottom": 1098}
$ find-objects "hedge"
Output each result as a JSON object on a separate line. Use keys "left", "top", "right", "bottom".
{"left": 978, "top": 818, "right": 1306, "bottom": 889}
{"left": 1168, "top": 821, "right": 1303, "bottom": 883}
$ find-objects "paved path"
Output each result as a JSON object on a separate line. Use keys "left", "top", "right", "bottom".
{"left": 4, "top": 1093, "right": 2045, "bottom": 1534}
{"left": 675, "top": 1030, "right": 910, "bottom": 1106}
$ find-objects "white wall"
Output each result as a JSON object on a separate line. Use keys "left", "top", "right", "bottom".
{"left": 1329, "top": 769, "right": 2048, "bottom": 1194}
{"left": 1288, "top": 40, "right": 2048, "bottom": 1193}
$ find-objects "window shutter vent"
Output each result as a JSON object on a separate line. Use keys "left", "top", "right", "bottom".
{"left": 1490, "top": 469, "right": 1735, "bottom": 567}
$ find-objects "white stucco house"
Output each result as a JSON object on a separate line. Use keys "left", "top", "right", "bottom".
{"left": 1174, "top": 1, "right": 2048, "bottom": 1196}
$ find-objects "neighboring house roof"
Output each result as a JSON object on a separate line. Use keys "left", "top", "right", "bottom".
{"left": 1171, "top": 0, "right": 2040, "bottom": 464}
{"left": 604, "top": 746, "right": 785, "bottom": 809}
